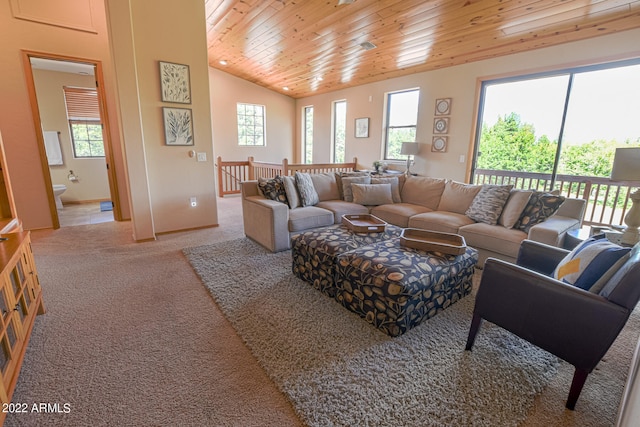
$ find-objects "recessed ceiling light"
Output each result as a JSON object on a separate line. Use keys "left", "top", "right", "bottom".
{"left": 283, "top": 86, "right": 289, "bottom": 91}
{"left": 316, "top": 77, "right": 323, "bottom": 81}
{"left": 338, "top": 0, "right": 355, "bottom": 4}
{"left": 360, "top": 41, "right": 377, "bottom": 50}
{"left": 219, "top": 60, "right": 228, "bottom": 65}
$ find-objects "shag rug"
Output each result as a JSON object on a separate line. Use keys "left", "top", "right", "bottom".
{"left": 184, "top": 238, "right": 559, "bottom": 427}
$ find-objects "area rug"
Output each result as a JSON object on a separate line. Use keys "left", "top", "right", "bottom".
{"left": 184, "top": 238, "right": 559, "bottom": 427}
{"left": 100, "top": 200, "right": 113, "bottom": 211}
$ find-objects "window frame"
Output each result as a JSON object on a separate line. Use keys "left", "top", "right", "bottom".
{"left": 63, "top": 86, "right": 105, "bottom": 159}
{"left": 303, "top": 105, "right": 314, "bottom": 164}
{"left": 383, "top": 88, "right": 420, "bottom": 161}
{"left": 236, "top": 102, "right": 266, "bottom": 146}
{"left": 69, "top": 120, "right": 105, "bottom": 158}
{"left": 332, "top": 100, "right": 346, "bottom": 163}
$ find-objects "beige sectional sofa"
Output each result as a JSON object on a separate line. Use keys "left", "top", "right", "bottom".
{"left": 241, "top": 173, "right": 586, "bottom": 265}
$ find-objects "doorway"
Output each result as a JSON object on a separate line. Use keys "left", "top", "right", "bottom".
{"left": 22, "top": 51, "right": 121, "bottom": 228}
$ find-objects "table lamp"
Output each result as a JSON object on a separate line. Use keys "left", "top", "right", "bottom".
{"left": 400, "top": 142, "right": 420, "bottom": 176}
{"left": 610, "top": 147, "right": 640, "bottom": 245}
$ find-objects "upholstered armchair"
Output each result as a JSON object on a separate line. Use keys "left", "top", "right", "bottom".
{"left": 465, "top": 239, "right": 640, "bottom": 410}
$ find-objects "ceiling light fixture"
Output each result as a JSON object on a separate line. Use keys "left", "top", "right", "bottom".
{"left": 360, "top": 41, "right": 377, "bottom": 50}
{"left": 219, "top": 60, "right": 228, "bottom": 65}
{"left": 316, "top": 77, "right": 323, "bottom": 81}
{"left": 283, "top": 86, "right": 290, "bottom": 91}
{"left": 338, "top": 0, "right": 355, "bottom": 5}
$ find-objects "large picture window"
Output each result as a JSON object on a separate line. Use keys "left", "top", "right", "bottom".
{"left": 473, "top": 59, "right": 640, "bottom": 183}
{"left": 63, "top": 86, "right": 104, "bottom": 158}
{"left": 384, "top": 89, "right": 420, "bottom": 160}
{"left": 237, "top": 103, "right": 266, "bottom": 146}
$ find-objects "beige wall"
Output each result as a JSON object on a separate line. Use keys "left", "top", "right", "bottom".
{"left": 0, "top": 0, "right": 130, "bottom": 230}
{"left": 106, "top": 0, "right": 217, "bottom": 237}
{"left": 32, "top": 69, "right": 111, "bottom": 203}
{"left": 209, "top": 68, "right": 296, "bottom": 164}
{"left": 295, "top": 29, "right": 640, "bottom": 182}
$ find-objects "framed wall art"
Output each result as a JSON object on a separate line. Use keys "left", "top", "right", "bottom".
{"left": 432, "top": 136, "right": 448, "bottom": 152}
{"left": 355, "top": 117, "right": 369, "bottom": 138}
{"left": 434, "top": 98, "right": 451, "bottom": 116}
{"left": 433, "top": 117, "right": 449, "bottom": 134}
{"left": 163, "top": 107, "right": 194, "bottom": 146}
{"left": 159, "top": 61, "right": 191, "bottom": 104}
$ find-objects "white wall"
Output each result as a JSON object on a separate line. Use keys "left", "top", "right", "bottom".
{"left": 295, "top": 29, "right": 640, "bottom": 182}
{"left": 209, "top": 68, "right": 296, "bottom": 164}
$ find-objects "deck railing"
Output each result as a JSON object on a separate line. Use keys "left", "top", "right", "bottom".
{"left": 474, "top": 169, "right": 640, "bottom": 228}
{"left": 215, "top": 156, "right": 358, "bottom": 197}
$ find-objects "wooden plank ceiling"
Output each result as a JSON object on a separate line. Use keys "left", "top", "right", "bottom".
{"left": 205, "top": 0, "right": 640, "bottom": 99}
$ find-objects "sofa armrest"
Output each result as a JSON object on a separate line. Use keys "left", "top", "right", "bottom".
{"left": 516, "top": 239, "right": 569, "bottom": 275}
{"left": 475, "top": 258, "right": 630, "bottom": 370}
{"left": 528, "top": 215, "right": 580, "bottom": 247}
{"left": 241, "top": 181, "right": 291, "bottom": 252}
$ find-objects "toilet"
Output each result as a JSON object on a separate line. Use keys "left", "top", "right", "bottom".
{"left": 52, "top": 184, "right": 67, "bottom": 209}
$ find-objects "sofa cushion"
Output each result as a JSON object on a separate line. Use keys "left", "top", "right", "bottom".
{"left": 288, "top": 206, "right": 334, "bottom": 232}
{"left": 515, "top": 192, "right": 566, "bottom": 232}
{"left": 295, "top": 172, "right": 320, "bottom": 206}
{"left": 352, "top": 183, "right": 394, "bottom": 206}
{"left": 258, "top": 176, "right": 288, "bottom": 205}
{"left": 282, "top": 175, "right": 301, "bottom": 209}
{"left": 466, "top": 184, "right": 513, "bottom": 225}
{"left": 341, "top": 176, "right": 371, "bottom": 202}
{"left": 408, "top": 211, "right": 475, "bottom": 234}
{"left": 498, "top": 189, "right": 533, "bottom": 228}
{"left": 316, "top": 200, "right": 369, "bottom": 223}
{"left": 336, "top": 171, "right": 370, "bottom": 198}
{"left": 458, "top": 222, "right": 527, "bottom": 257}
{"left": 370, "top": 203, "right": 432, "bottom": 228}
{"left": 310, "top": 172, "right": 340, "bottom": 202}
{"left": 400, "top": 176, "right": 446, "bottom": 209}
{"left": 371, "top": 177, "right": 402, "bottom": 203}
{"left": 437, "top": 181, "right": 482, "bottom": 214}
{"left": 553, "top": 235, "right": 631, "bottom": 291}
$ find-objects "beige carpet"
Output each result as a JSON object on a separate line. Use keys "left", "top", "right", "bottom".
{"left": 5, "top": 195, "right": 639, "bottom": 426}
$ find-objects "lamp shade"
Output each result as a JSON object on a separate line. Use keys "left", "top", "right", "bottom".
{"left": 400, "top": 142, "right": 420, "bottom": 156}
{"left": 611, "top": 147, "right": 640, "bottom": 181}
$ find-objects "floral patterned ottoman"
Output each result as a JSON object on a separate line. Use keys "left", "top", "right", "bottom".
{"left": 335, "top": 239, "right": 478, "bottom": 336}
{"left": 291, "top": 224, "right": 403, "bottom": 298}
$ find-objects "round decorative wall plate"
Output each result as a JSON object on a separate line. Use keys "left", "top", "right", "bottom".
{"left": 433, "top": 117, "right": 449, "bottom": 133}
{"left": 432, "top": 136, "right": 448, "bottom": 152}
{"left": 435, "top": 98, "right": 451, "bottom": 115}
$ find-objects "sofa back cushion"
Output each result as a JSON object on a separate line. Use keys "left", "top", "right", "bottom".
{"left": 310, "top": 172, "right": 340, "bottom": 201}
{"left": 295, "top": 172, "right": 320, "bottom": 206}
{"left": 437, "top": 180, "right": 482, "bottom": 214}
{"left": 400, "top": 176, "right": 446, "bottom": 209}
{"left": 282, "top": 175, "right": 300, "bottom": 209}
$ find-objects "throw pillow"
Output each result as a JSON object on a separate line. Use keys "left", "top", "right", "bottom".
{"left": 371, "top": 177, "right": 401, "bottom": 203}
{"left": 553, "top": 235, "right": 631, "bottom": 291}
{"left": 336, "top": 171, "right": 370, "bottom": 198}
{"left": 498, "top": 189, "right": 534, "bottom": 228}
{"left": 295, "top": 172, "right": 319, "bottom": 207}
{"left": 465, "top": 184, "right": 513, "bottom": 225}
{"left": 281, "top": 175, "right": 300, "bottom": 209}
{"left": 437, "top": 180, "right": 483, "bottom": 214}
{"left": 342, "top": 176, "right": 371, "bottom": 202}
{"left": 352, "top": 183, "right": 394, "bottom": 206}
{"left": 257, "top": 176, "right": 288, "bottom": 205}
{"left": 515, "top": 192, "right": 566, "bottom": 232}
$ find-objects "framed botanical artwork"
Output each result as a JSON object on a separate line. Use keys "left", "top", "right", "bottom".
{"left": 355, "top": 117, "right": 369, "bottom": 138}
{"left": 432, "top": 136, "right": 448, "bottom": 152}
{"left": 433, "top": 117, "right": 449, "bottom": 134}
{"left": 159, "top": 61, "right": 191, "bottom": 104}
{"left": 434, "top": 98, "right": 451, "bottom": 116}
{"left": 163, "top": 107, "right": 194, "bottom": 146}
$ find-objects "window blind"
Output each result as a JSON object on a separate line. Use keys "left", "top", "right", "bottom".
{"left": 63, "top": 87, "right": 100, "bottom": 121}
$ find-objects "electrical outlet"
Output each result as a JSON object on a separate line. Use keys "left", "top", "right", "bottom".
{"left": 197, "top": 152, "right": 207, "bottom": 162}
{"left": 190, "top": 197, "right": 197, "bottom": 207}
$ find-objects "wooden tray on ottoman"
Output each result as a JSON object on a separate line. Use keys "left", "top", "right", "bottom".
{"left": 342, "top": 214, "right": 387, "bottom": 233}
{"left": 400, "top": 228, "right": 467, "bottom": 255}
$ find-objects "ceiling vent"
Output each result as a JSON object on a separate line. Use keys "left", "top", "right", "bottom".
{"left": 360, "top": 41, "right": 377, "bottom": 50}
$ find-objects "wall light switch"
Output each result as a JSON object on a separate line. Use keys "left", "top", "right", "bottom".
{"left": 459, "top": 155, "right": 465, "bottom": 163}
{"left": 196, "top": 152, "right": 207, "bottom": 162}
